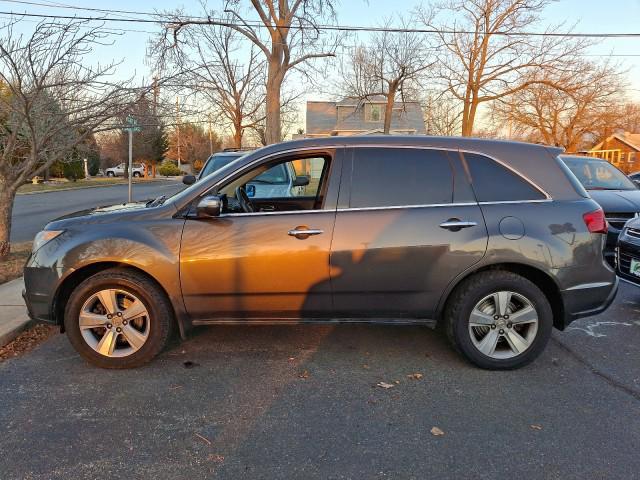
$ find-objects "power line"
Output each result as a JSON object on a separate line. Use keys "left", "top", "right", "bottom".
{"left": 2, "top": 7, "right": 640, "bottom": 39}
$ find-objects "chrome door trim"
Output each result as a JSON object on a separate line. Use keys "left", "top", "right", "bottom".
{"left": 288, "top": 228, "right": 324, "bottom": 236}
{"left": 213, "top": 199, "right": 553, "bottom": 218}
{"left": 439, "top": 220, "right": 478, "bottom": 228}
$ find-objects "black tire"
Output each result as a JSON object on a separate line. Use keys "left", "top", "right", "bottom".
{"left": 106, "top": 171, "right": 115, "bottom": 177}
{"left": 133, "top": 171, "right": 141, "bottom": 178}
{"left": 64, "top": 269, "right": 174, "bottom": 369}
{"left": 444, "top": 270, "right": 553, "bottom": 370}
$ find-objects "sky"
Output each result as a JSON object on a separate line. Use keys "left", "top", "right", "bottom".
{"left": 1, "top": 0, "right": 640, "bottom": 133}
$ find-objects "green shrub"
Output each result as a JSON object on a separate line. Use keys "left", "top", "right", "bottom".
{"left": 63, "top": 160, "right": 84, "bottom": 181}
{"left": 158, "top": 160, "right": 181, "bottom": 176}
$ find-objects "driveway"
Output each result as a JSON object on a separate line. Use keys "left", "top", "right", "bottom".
{"left": 1, "top": 283, "right": 639, "bottom": 479}
{"left": 10, "top": 180, "right": 184, "bottom": 242}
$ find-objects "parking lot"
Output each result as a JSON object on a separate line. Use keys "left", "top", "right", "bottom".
{"left": 1, "top": 281, "right": 639, "bottom": 479}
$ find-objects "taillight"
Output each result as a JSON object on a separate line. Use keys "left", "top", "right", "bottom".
{"left": 583, "top": 208, "right": 608, "bottom": 234}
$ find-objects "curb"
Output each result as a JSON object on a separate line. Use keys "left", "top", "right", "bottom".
{"left": 0, "top": 317, "right": 34, "bottom": 348}
{"left": 17, "top": 178, "right": 178, "bottom": 195}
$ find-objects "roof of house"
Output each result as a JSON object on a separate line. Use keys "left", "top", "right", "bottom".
{"left": 306, "top": 99, "right": 427, "bottom": 136}
{"left": 591, "top": 132, "right": 640, "bottom": 152}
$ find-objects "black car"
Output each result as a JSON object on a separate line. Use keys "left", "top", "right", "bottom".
{"left": 616, "top": 218, "right": 640, "bottom": 284}
{"left": 561, "top": 155, "right": 640, "bottom": 264}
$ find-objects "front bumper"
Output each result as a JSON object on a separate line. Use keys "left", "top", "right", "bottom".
{"left": 22, "top": 260, "right": 62, "bottom": 325}
{"left": 616, "top": 237, "right": 640, "bottom": 286}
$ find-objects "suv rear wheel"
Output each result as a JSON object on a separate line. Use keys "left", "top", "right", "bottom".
{"left": 445, "top": 270, "right": 553, "bottom": 370}
{"left": 64, "top": 269, "right": 173, "bottom": 368}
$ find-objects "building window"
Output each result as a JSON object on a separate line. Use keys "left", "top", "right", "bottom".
{"left": 365, "top": 104, "right": 383, "bottom": 122}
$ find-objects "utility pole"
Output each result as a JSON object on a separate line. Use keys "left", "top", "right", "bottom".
{"left": 125, "top": 115, "right": 140, "bottom": 203}
{"left": 176, "top": 97, "right": 181, "bottom": 172}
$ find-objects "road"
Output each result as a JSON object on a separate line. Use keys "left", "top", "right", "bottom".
{"left": 10, "top": 180, "right": 185, "bottom": 242}
{"left": 1, "top": 282, "right": 639, "bottom": 479}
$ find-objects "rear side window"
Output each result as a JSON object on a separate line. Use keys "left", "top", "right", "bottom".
{"left": 464, "top": 153, "right": 546, "bottom": 202}
{"left": 349, "top": 148, "right": 453, "bottom": 208}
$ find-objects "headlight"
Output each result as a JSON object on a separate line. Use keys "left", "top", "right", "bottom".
{"left": 32, "top": 230, "right": 64, "bottom": 252}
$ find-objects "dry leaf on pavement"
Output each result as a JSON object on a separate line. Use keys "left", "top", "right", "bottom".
{"left": 407, "top": 373, "right": 423, "bottom": 380}
{"left": 298, "top": 370, "right": 309, "bottom": 379}
{"left": 376, "top": 382, "right": 395, "bottom": 389}
{"left": 530, "top": 424, "right": 543, "bottom": 430}
{"left": 430, "top": 427, "right": 445, "bottom": 436}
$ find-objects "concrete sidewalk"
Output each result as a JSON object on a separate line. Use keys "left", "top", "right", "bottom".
{"left": 0, "top": 278, "right": 32, "bottom": 347}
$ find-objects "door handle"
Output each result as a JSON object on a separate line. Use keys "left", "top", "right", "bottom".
{"left": 288, "top": 227, "right": 324, "bottom": 239}
{"left": 439, "top": 219, "right": 477, "bottom": 231}
{"left": 260, "top": 205, "right": 276, "bottom": 212}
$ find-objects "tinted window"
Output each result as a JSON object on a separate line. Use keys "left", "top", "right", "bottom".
{"left": 464, "top": 153, "right": 546, "bottom": 202}
{"left": 349, "top": 148, "right": 453, "bottom": 208}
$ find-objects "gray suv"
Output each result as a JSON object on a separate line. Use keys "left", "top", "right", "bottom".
{"left": 23, "top": 136, "right": 617, "bottom": 370}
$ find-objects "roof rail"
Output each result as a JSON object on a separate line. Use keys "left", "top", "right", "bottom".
{"left": 222, "top": 147, "right": 258, "bottom": 152}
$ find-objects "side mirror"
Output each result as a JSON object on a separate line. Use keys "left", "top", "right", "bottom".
{"left": 292, "top": 175, "right": 310, "bottom": 187}
{"left": 633, "top": 179, "right": 640, "bottom": 189}
{"left": 182, "top": 174, "right": 196, "bottom": 186}
{"left": 196, "top": 195, "right": 222, "bottom": 218}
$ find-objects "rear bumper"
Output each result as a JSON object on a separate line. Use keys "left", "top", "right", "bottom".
{"left": 559, "top": 275, "right": 618, "bottom": 329}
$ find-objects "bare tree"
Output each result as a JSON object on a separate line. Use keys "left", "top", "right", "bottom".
{"left": 0, "top": 19, "right": 131, "bottom": 259}
{"left": 422, "top": 91, "right": 462, "bottom": 136}
{"left": 158, "top": 24, "right": 266, "bottom": 149}
{"left": 491, "top": 61, "right": 626, "bottom": 151}
{"left": 154, "top": 1, "right": 339, "bottom": 145}
{"left": 418, "top": 0, "right": 589, "bottom": 136}
{"left": 340, "top": 19, "right": 433, "bottom": 134}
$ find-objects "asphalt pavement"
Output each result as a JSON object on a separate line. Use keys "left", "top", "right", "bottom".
{"left": 1, "top": 282, "right": 639, "bottom": 479}
{"left": 10, "top": 180, "right": 185, "bottom": 242}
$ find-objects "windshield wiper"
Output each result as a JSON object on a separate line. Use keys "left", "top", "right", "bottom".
{"left": 146, "top": 195, "right": 166, "bottom": 207}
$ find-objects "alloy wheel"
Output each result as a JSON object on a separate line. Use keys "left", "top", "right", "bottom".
{"left": 79, "top": 288, "right": 150, "bottom": 358}
{"left": 468, "top": 291, "right": 539, "bottom": 359}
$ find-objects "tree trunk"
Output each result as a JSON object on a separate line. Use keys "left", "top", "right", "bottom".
{"left": 383, "top": 87, "right": 397, "bottom": 134}
{"left": 0, "top": 182, "right": 16, "bottom": 261}
{"left": 233, "top": 123, "right": 243, "bottom": 149}
{"left": 265, "top": 59, "right": 284, "bottom": 145}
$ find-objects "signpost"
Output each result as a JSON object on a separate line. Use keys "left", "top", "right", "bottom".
{"left": 124, "top": 116, "right": 141, "bottom": 203}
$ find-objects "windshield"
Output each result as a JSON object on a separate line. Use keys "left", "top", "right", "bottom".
{"left": 562, "top": 157, "right": 637, "bottom": 191}
{"left": 200, "top": 153, "right": 244, "bottom": 178}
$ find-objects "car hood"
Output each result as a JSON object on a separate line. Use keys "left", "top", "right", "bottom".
{"left": 46, "top": 201, "right": 177, "bottom": 230}
{"left": 588, "top": 189, "right": 640, "bottom": 212}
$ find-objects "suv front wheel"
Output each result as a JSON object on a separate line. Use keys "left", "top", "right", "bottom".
{"left": 64, "top": 269, "right": 174, "bottom": 368}
{"left": 445, "top": 270, "right": 553, "bottom": 370}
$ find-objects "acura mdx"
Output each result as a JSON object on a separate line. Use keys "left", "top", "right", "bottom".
{"left": 23, "top": 136, "right": 618, "bottom": 370}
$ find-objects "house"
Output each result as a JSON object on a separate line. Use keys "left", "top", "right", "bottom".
{"left": 589, "top": 132, "right": 640, "bottom": 174}
{"left": 304, "top": 96, "right": 427, "bottom": 138}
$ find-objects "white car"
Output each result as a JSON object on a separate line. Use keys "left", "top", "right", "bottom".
{"left": 105, "top": 163, "right": 145, "bottom": 178}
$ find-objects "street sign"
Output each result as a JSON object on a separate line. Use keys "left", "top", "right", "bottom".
{"left": 125, "top": 115, "right": 141, "bottom": 133}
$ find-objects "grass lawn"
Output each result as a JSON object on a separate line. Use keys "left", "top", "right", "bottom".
{"left": 0, "top": 242, "right": 31, "bottom": 285}
{"left": 17, "top": 177, "right": 162, "bottom": 194}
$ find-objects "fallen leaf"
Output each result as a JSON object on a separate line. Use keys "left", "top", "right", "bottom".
{"left": 394, "top": 380, "right": 400, "bottom": 384}
{"left": 530, "top": 424, "right": 543, "bottom": 431}
{"left": 298, "top": 370, "right": 309, "bottom": 379}
{"left": 376, "top": 382, "right": 395, "bottom": 389}
{"left": 207, "top": 454, "right": 225, "bottom": 463}
{"left": 362, "top": 364, "right": 370, "bottom": 369}
{"left": 430, "top": 426, "right": 445, "bottom": 436}
{"left": 288, "top": 357, "right": 295, "bottom": 362}
{"left": 407, "top": 373, "right": 423, "bottom": 380}
{"left": 195, "top": 433, "right": 212, "bottom": 445}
